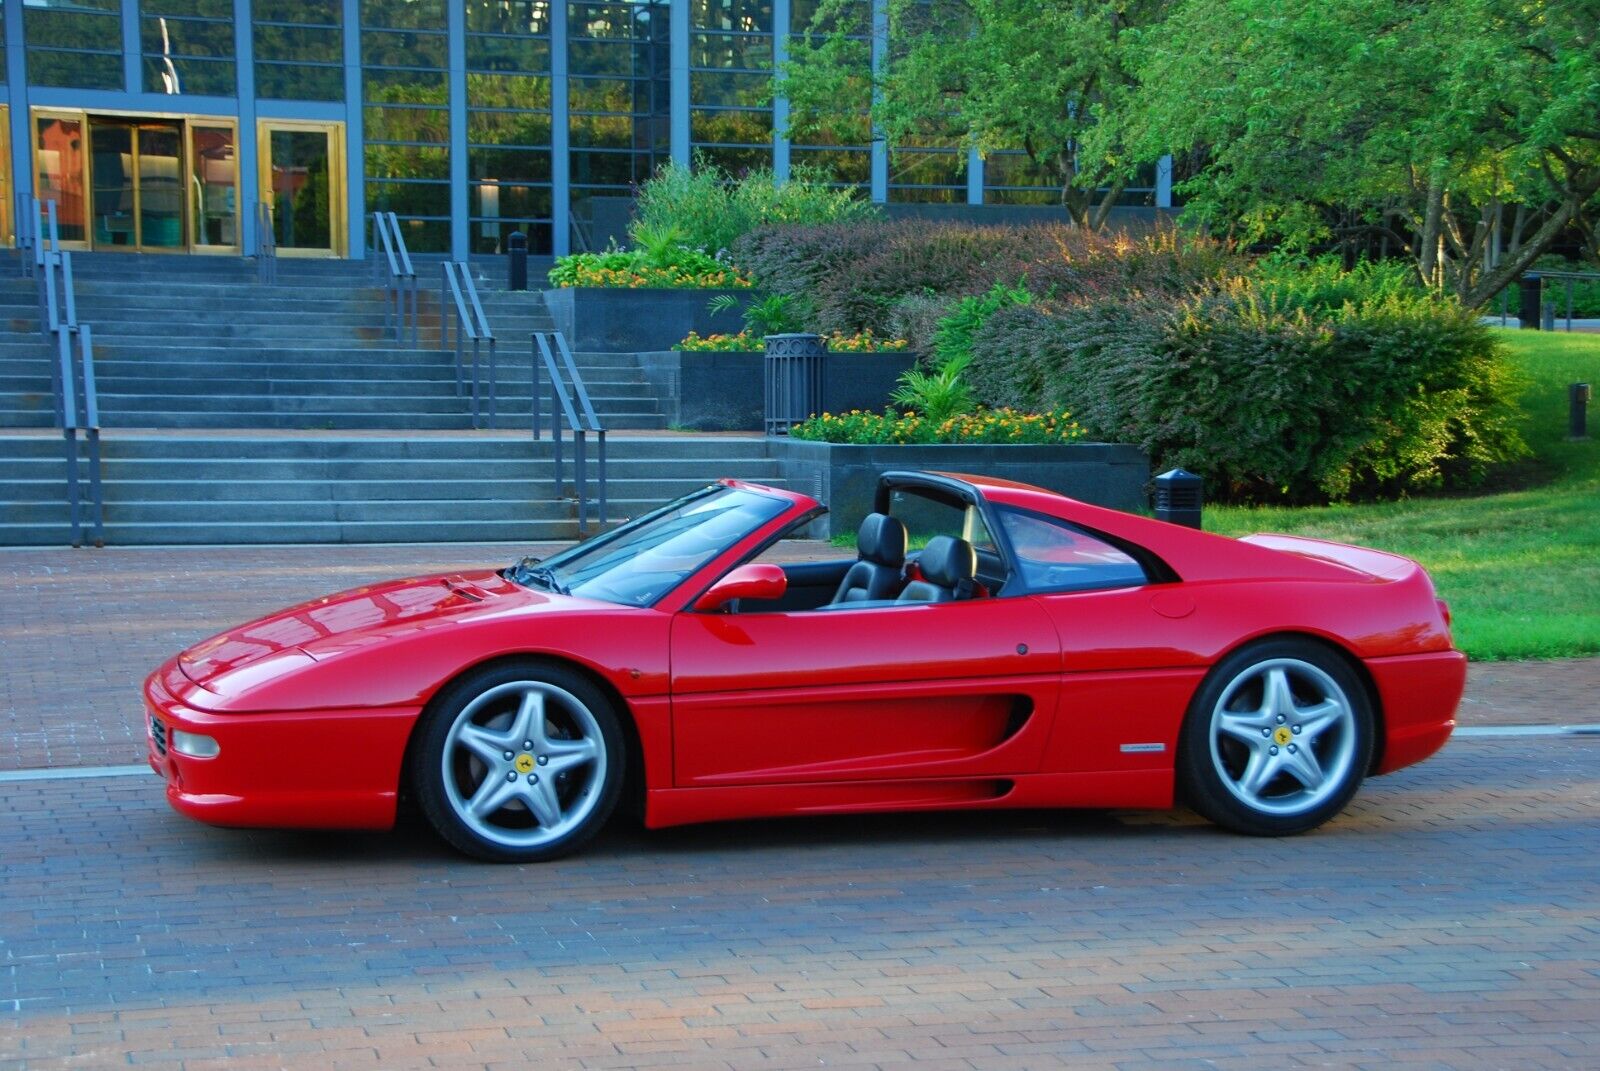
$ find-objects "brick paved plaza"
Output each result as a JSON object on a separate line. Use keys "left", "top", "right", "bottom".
{"left": 3, "top": 544, "right": 1599, "bottom": 1070}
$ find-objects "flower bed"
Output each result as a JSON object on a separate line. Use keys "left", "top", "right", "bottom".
{"left": 548, "top": 249, "right": 754, "bottom": 290}
{"left": 676, "top": 330, "right": 910, "bottom": 352}
{"left": 792, "top": 408, "right": 1085, "bottom": 445}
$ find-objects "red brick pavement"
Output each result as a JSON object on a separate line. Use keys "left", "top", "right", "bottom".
{"left": 0, "top": 736, "right": 1596, "bottom": 1068}
{"left": 1, "top": 544, "right": 1595, "bottom": 772}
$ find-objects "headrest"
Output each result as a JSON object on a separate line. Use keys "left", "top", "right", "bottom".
{"left": 918, "top": 536, "right": 976, "bottom": 588}
{"left": 857, "top": 513, "right": 907, "bottom": 567}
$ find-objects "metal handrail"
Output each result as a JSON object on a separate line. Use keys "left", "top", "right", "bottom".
{"left": 371, "top": 211, "right": 418, "bottom": 344}
{"left": 30, "top": 199, "right": 105, "bottom": 547}
{"left": 17, "top": 192, "right": 37, "bottom": 278}
{"left": 532, "top": 331, "right": 608, "bottom": 537}
{"left": 254, "top": 201, "right": 278, "bottom": 285}
{"left": 441, "top": 261, "right": 498, "bottom": 429}
{"left": 1502, "top": 269, "right": 1600, "bottom": 332}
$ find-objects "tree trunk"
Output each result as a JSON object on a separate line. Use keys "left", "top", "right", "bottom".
{"left": 1462, "top": 198, "right": 1580, "bottom": 308}
{"left": 1417, "top": 174, "right": 1445, "bottom": 288}
{"left": 1088, "top": 179, "right": 1127, "bottom": 231}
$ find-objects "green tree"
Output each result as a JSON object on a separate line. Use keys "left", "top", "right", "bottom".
{"left": 777, "top": 0, "right": 1177, "bottom": 230}
{"left": 1119, "top": 0, "right": 1600, "bottom": 306}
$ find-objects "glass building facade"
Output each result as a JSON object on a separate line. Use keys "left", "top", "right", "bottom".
{"left": 0, "top": 0, "right": 1171, "bottom": 259}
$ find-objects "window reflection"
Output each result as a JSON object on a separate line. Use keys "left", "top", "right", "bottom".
{"left": 256, "top": 2, "right": 344, "bottom": 101}
{"left": 142, "top": 3, "right": 236, "bottom": 96}
{"left": 35, "top": 115, "right": 87, "bottom": 242}
{"left": 191, "top": 124, "right": 238, "bottom": 248}
{"left": 362, "top": 0, "right": 450, "bottom": 250}
{"left": 26, "top": 3, "right": 122, "bottom": 90}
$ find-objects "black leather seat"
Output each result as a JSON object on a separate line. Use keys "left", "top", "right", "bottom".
{"left": 831, "top": 513, "right": 907, "bottom": 604}
{"left": 896, "top": 536, "right": 977, "bottom": 603}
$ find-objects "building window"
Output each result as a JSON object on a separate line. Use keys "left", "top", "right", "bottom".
{"left": 689, "top": 0, "right": 773, "bottom": 173}
{"left": 361, "top": 0, "right": 450, "bottom": 252}
{"left": 785, "top": 0, "right": 870, "bottom": 187}
{"left": 255, "top": 0, "right": 344, "bottom": 102}
{"left": 25, "top": 0, "right": 123, "bottom": 90}
{"left": 467, "top": 0, "right": 554, "bottom": 254}
{"left": 142, "top": 0, "right": 237, "bottom": 97}
{"left": 568, "top": 1, "right": 668, "bottom": 252}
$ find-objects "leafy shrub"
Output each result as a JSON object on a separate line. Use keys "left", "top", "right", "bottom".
{"left": 547, "top": 247, "right": 754, "bottom": 289}
{"left": 792, "top": 408, "right": 1086, "bottom": 445}
{"left": 932, "top": 280, "right": 1034, "bottom": 367}
{"left": 968, "top": 279, "right": 1528, "bottom": 503}
{"left": 633, "top": 160, "right": 880, "bottom": 256}
{"left": 1249, "top": 254, "right": 1421, "bottom": 309}
{"left": 732, "top": 221, "right": 1236, "bottom": 335}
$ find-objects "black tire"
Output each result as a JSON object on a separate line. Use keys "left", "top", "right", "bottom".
{"left": 408, "top": 659, "right": 626, "bottom": 862}
{"left": 1177, "top": 638, "right": 1374, "bottom": 836}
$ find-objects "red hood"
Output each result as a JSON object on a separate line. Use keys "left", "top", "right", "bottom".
{"left": 178, "top": 570, "right": 524, "bottom": 687}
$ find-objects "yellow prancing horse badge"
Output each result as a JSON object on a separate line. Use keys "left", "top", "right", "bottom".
{"left": 515, "top": 753, "right": 536, "bottom": 773}
{"left": 1272, "top": 726, "right": 1293, "bottom": 746}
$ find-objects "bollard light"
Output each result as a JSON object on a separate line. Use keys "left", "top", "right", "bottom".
{"left": 1519, "top": 273, "right": 1542, "bottom": 329}
{"left": 1154, "top": 468, "right": 1204, "bottom": 529}
{"left": 1572, "top": 383, "right": 1591, "bottom": 441}
{"left": 507, "top": 229, "right": 529, "bottom": 291}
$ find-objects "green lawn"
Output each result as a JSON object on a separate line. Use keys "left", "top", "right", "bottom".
{"left": 1206, "top": 329, "right": 1600, "bottom": 661}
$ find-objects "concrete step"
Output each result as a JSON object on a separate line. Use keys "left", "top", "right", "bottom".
{"left": 10, "top": 376, "right": 659, "bottom": 400}
{"left": 0, "top": 435, "right": 768, "bottom": 460}
{"left": 0, "top": 518, "right": 584, "bottom": 546}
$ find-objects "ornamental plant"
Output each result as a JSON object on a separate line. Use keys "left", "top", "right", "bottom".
{"left": 547, "top": 246, "right": 755, "bottom": 289}
{"left": 791, "top": 408, "right": 1085, "bottom": 446}
{"left": 676, "top": 329, "right": 911, "bottom": 352}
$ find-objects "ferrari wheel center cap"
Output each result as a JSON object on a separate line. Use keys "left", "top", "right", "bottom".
{"left": 514, "top": 753, "right": 536, "bottom": 774}
{"left": 1272, "top": 726, "right": 1293, "bottom": 746}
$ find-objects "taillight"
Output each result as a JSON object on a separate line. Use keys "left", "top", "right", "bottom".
{"left": 1436, "top": 598, "right": 1453, "bottom": 630}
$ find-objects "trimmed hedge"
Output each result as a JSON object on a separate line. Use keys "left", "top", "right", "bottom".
{"left": 967, "top": 281, "right": 1529, "bottom": 503}
{"left": 731, "top": 221, "right": 1238, "bottom": 338}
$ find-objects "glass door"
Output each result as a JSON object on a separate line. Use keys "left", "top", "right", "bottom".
{"left": 258, "top": 120, "right": 345, "bottom": 257}
{"left": 0, "top": 106, "right": 11, "bottom": 248}
{"left": 34, "top": 109, "right": 89, "bottom": 245}
{"left": 189, "top": 122, "right": 238, "bottom": 252}
{"left": 86, "top": 116, "right": 187, "bottom": 251}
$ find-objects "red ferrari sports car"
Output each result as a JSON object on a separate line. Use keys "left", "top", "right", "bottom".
{"left": 144, "top": 471, "right": 1464, "bottom": 861}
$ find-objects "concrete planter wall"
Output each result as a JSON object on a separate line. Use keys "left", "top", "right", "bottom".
{"left": 636, "top": 350, "right": 917, "bottom": 431}
{"left": 767, "top": 437, "right": 1150, "bottom": 539}
{"left": 542, "top": 287, "right": 752, "bottom": 352}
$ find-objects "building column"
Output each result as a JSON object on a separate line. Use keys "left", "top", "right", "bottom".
{"left": 868, "top": 0, "right": 886, "bottom": 203}
{"left": 669, "top": 0, "right": 690, "bottom": 167}
{"left": 447, "top": 0, "right": 468, "bottom": 260}
{"left": 233, "top": 0, "right": 258, "bottom": 256}
{"left": 1156, "top": 153, "right": 1173, "bottom": 209}
{"left": 5, "top": 0, "right": 30, "bottom": 221}
{"left": 122, "top": 0, "right": 142, "bottom": 96}
{"left": 343, "top": 0, "right": 366, "bottom": 258}
{"left": 551, "top": 0, "right": 570, "bottom": 256}
{"left": 771, "top": 0, "right": 790, "bottom": 183}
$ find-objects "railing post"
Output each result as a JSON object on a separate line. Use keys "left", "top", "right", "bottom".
{"left": 78, "top": 324, "right": 106, "bottom": 547}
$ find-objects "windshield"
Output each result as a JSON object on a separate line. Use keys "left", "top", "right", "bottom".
{"left": 507, "top": 485, "right": 790, "bottom": 607}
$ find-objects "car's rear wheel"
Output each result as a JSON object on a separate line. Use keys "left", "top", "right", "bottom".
{"left": 1177, "top": 639, "right": 1374, "bottom": 836}
{"left": 410, "top": 660, "right": 624, "bottom": 862}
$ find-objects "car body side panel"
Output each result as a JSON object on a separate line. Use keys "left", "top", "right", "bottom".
{"left": 669, "top": 598, "right": 1062, "bottom": 787}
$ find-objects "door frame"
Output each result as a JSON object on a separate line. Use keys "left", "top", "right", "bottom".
{"left": 0, "top": 105, "right": 11, "bottom": 248}
{"left": 29, "top": 106, "right": 241, "bottom": 254}
{"left": 256, "top": 118, "right": 346, "bottom": 258}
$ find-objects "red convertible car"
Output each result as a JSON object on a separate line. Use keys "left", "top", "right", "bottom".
{"left": 144, "top": 471, "right": 1464, "bottom": 861}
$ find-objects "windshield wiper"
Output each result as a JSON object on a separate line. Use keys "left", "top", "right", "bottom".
{"left": 509, "top": 556, "right": 570, "bottom": 595}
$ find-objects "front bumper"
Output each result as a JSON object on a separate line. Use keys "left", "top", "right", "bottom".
{"left": 143, "top": 662, "right": 421, "bottom": 831}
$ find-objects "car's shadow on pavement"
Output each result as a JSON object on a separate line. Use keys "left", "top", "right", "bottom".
{"left": 201, "top": 806, "right": 1210, "bottom": 868}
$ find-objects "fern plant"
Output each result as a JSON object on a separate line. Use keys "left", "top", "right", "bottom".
{"left": 890, "top": 353, "right": 974, "bottom": 424}
{"left": 708, "top": 292, "right": 806, "bottom": 336}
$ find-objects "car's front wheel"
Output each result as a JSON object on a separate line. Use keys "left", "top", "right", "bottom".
{"left": 1177, "top": 639, "right": 1374, "bottom": 836}
{"left": 410, "top": 660, "right": 625, "bottom": 862}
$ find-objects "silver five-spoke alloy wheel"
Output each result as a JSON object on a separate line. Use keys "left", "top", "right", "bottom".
{"left": 1178, "top": 639, "right": 1374, "bottom": 836}
{"left": 1207, "top": 658, "right": 1356, "bottom": 817}
{"left": 442, "top": 680, "right": 607, "bottom": 850}
{"left": 411, "top": 660, "right": 625, "bottom": 861}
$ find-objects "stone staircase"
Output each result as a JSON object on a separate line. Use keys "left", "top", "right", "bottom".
{"left": 0, "top": 432, "right": 781, "bottom": 546}
{"left": 0, "top": 254, "right": 668, "bottom": 431}
{"left": 0, "top": 252, "right": 784, "bottom": 545}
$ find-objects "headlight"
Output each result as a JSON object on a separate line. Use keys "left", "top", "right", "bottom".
{"left": 170, "top": 729, "right": 220, "bottom": 758}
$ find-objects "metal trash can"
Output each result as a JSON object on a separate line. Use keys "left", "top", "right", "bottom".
{"left": 764, "top": 332, "right": 826, "bottom": 435}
